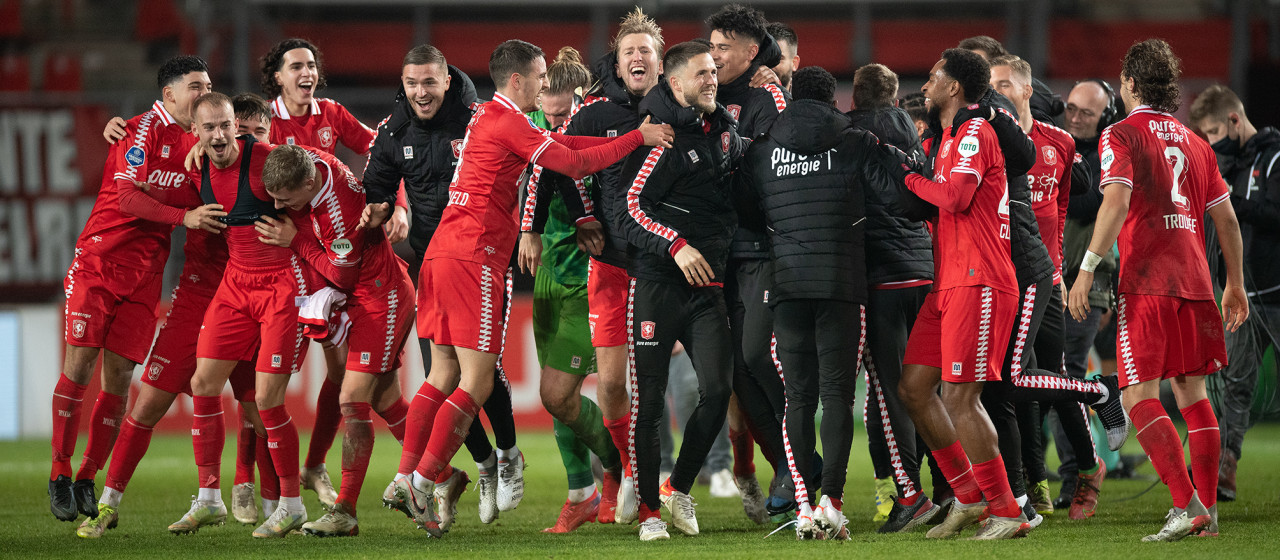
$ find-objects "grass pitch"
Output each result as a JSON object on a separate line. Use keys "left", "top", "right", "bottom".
{"left": 4, "top": 423, "right": 1279, "bottom": 559}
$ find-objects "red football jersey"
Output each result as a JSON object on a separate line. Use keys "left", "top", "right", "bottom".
{"left": 914, "top": 117, "right": 1018, "bottom": 296}
{"left": 1027, "top": 120, "right": 1075, "bottom": 284}
{"left": 289, "top": 148, "right": 404, "bottom": 296}
{"left": 77, "top": 101, "right": 199, "bottom": 272}
{"left": 1099, "top": 106, "right": 1230, "bottom": 300}
{"left": 270, "top": 97, "right": 376, "bottom": 156}
{"left": 190, "top": 139, "right": 296, "bottom": 269}
{"left": 425, "top": 93, "right": 641, "bottom": 268}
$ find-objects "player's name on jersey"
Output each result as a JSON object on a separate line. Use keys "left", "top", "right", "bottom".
{"left": 1163, "top": 213, "right": 1197, "bottom": 232}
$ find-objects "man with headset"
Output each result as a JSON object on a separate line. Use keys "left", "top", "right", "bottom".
{"left": 1055, "top": 78, "right": 1121, "bottom": 506}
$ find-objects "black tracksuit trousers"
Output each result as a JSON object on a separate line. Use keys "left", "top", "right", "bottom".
{"left": 773, "top": 299, "right": 864, "bottom": 504}
{"left": 726, "top": 258, "right": 791, "bottom": 496}
{"left": 630, "top": 278, "right": 734, "bottom": 511}
{"left": 864, "top": 284, "right": 930, "bottom": 499}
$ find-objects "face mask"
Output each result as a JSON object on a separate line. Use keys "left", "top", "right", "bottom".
{"left": 1211, "top": 135, "right": 1242, "bottom": 157}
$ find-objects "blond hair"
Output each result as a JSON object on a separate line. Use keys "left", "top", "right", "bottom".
{"left": 989, "top": 54, "right": 1032, "bottom": 84}
{"left": 612, "top": 7, "right": 664, "bottom": 54}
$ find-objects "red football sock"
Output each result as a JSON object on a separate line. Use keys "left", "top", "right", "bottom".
{"left": 417, "top": 389, "right": 480, "bottom": 481}
{"left": 929, "top": 440, "right": 983, "bottom": 505}
{"left": 1181, "top": 399, "right": 1220, "bottom": 509}
{"left": 377, "top": 397, "right": 409, "bottom": 445}
{"left": 305, "top": 377, "right": 343, "bottom": 469}
{"left": 1131, "top": 398, "right": 1195, "bottom": 509}
{"left": 730, "top": 428, "right": 757, "bottom": 477}
{"left": 260, "top": 405, "right": 301, "bottom": 498}
{"left": 104, "top": 416, "right": 154, "bottom": 493}
{"left": 433, "top": 464, "right": 457, "bottom": 484}
{"left": 638, "top": 502, "right": 661, "bottom": 522}
{"left": 191, "top": 395, "right": 225, "bottom": 489}
{"left": 973, "top": 456, "right": 1021, "bottom": 518}
{"left": 76, "top": 391, "right": 126, "bottom": 481}
{"left": 605, "top": 413, "right": 632, "bottom": 477}
{"left": 256, "top": 433, "right": 280, "bottom": 500}
{"left": 336, "top": 402, "right": 374, "bottom": 515}
{"left": 50, "top": 373, "right": 88, "bottom": 480}
{"left": 233, "top": 412, "right": 257, "bottom": 486}
{"left": 398, "top": 382, "right": 447, "bottom": 475}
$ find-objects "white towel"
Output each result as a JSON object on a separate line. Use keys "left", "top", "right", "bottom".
{"left": 298, "top": 286, "right": 348, "bottom": 345}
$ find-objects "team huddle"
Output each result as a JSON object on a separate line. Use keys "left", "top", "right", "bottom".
{"left": 47, "top": 2, "right": 1248, "bottom": 544}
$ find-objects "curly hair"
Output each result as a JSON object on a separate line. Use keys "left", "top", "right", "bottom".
{"left": 157, "top": 55, "right": 208, "bottom": 89}
{"left": 1122, "top": 38, "right": 1182, "bottom": 113}
{"left": 941, "top": 48, "right": 990, "bottom": 104}
{"left": 853, "top": 63, "right": 898, "bottom": 109}
{"left": 612, "top": 7, "right": 664, "bottom": 54}
{"left": 548, "top": 47, "right": 593, "bottom": 96}
{"left": 706, "top": 3, "right": 768, "bottom": 45}
{"left": 792, "top": 66, "right": 835, "bottom": 104}
{"left": 260, "top": 38, "right": 326, "bottom": 99}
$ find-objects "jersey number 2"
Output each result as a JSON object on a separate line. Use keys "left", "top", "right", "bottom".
{"left": 1165, "top": 146, "right": 1188, "bottom": 207}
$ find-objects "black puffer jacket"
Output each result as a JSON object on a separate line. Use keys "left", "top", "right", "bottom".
{"left": 718, "top": 60, "right": 790, "bottom": 261}
{"left": 621, "top": 81, "right": 746, "bottom": 285}
{"left": 363, "top": 65, "right": 476, "bottom": 256}
{"left": 848, "top": 107, "right": 935, "bottom": 285}
{"left": 925, "top": 90, "right": 1053, "bottom": 288}
{"left": 1209, "top": 126, "right": 1280, "bottom": 303}
{"left": 743, "top": 99, "right": 895, "bottom": 304}
{"left": 533, "top": 51, "right": 646, "bottom": 269}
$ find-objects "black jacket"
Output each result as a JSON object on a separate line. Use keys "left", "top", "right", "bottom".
{"left": 743, "top": 100, "right": 895, "bottom": 304}
{"left": 1209, "top": 127, "right": 1280, "bottom": 303}
{"left": 532, "top": 52, "right": 646, "bottom": 269}
{"left": 363, "top": 65, "right": 476, "bottom": 256}
{"left": 925, "top": 90, "right": 1053, "bottom": 288}
{"left": 717, "top": 62, "right": 790, "bottom": 260}
{"left": 621, "top": 81, "right": 746, "bottom": 285}
{"left": 848, "top": 107, "right": 935, "bottom": 285}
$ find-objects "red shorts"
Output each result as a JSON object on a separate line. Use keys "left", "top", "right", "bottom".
{"left": 417, "top": 257, "right": 510, "bottom": 354}
{"left": 346, "top": 268, "right": 416, "bottom": 373}
{"left": 63, "top": 251, "right": 163, "bottom": 363}
{"left": 142, "top": 279, "right": 255, "bottom": 401}
{"left": 904, "top": 286, "right": 1018, "bottom": 383}
{"left": 1116, "top": 294, "right": 1228, "bottom": 388}
{"left": 196, "top": 261, "right": 310, "bottom": 375}
{"left": 587, "top": 259, "right": 631, "bottom": 347}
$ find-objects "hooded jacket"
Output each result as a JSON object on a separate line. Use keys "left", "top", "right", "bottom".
{"left": 621, "top": 81, "right": 746, "bottom": 285}
{"left": 743, "top": 99, "right": 897, "bottom": 304}
{"left": 717, "top": 53, "right": 790, "bottom": 261}
{"left": 528, "top": 51, "right": 648, "bottom": 269}
{"left": 363, "top": 65, "right": 477, "bottom": 256}
{"left": 848, "top": 106, "right": 935, "bottom": 285}
{"left": 1208, "top": 126, "right": 1280, "bottom": 303}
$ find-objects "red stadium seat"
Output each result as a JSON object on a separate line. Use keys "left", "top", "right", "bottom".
{"left": 0, "top": 53, "right": 31, "bottom": 91}
{"left": 135, "top": 0, "right": 185, "bottom": 43}
{"left": 42, "top": 51, "right": 81, "bottom": 91}
{"left": 0, "top": 0, "right": 21, "bottom": 39}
